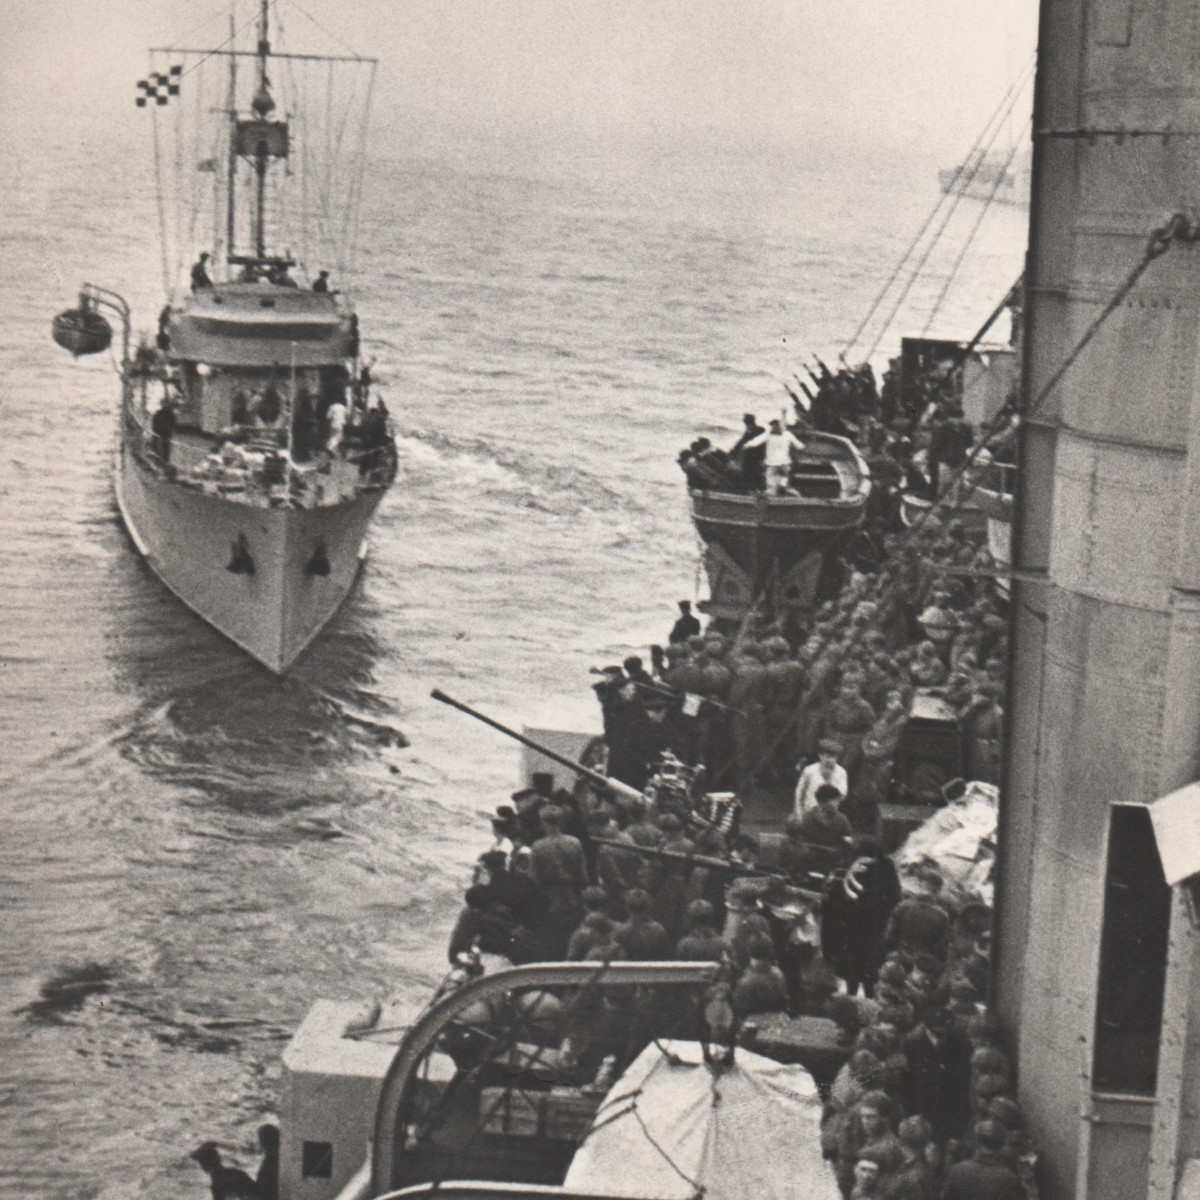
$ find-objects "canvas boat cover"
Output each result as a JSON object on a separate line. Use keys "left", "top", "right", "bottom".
{"left": 894, "top": 780, "right": 998, "bottom": 906}
{"left": 563, "top": 1039, "right": 840, "bottom": 1200}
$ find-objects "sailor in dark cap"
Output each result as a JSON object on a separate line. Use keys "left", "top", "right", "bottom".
{"left": 312, "top": 269, "right": 331, "bottom": 293}
{"left": 730, "top": 411, "right": 766, "bottom": 488}
{"left": 510, "top": 786, "right": 548, "bottom": 846}
{"left": 669, "top": 601, "right": 701, "bottom": 645}
{"left": 190, "top": 252, "right": 213, "bottom": 292}
{"left": 191, "top": 1142, "right": 258, "bottom": 1199}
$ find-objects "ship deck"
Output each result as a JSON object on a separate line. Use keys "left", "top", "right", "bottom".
{"left": 162, "top": 426, "right": 382, "bottom": 508}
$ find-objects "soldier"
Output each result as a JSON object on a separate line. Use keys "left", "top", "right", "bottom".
{"left": 529, "top": 805, "right": 587, "bottom": 955}
{"left": 150, "top": 395, "right": 178, "bottom": 464}
{"left": 191, "top": 1143, "right": 257, "bottom": 1200}
{"left": 190, "top": 251, "right": 213, "bottom": 291}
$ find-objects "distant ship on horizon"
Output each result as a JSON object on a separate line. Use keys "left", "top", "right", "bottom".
{"left": 938, "top": 147, "right": 1031, "bottom": 208}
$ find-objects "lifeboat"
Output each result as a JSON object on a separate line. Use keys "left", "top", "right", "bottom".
{"left": 52, "top": 305, "right": 113, "bottom": 357}
{"left": 689, "top": 431, "right": 871, "bottom": 621}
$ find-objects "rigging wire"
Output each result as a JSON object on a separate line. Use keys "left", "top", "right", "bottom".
{"left": 715, "top": 222, "right": 1185, "bottom": 787}
{"left": 340, "top": 61, "right": 377, "bottom": 284}
{"left": 149, "top": 106, "right": 172, "bottom": 297}
{"left": 843, "top": 196, "right": 955, "bottom": 363}
{"left": 920, "top": 119, "right": 1031, "bottom": 337}
{"left": 630, "top": 1100, "right": 704, "bottom": 1196}
{"left": 833, "top": 218, "right": 1187, "bottom": 640}
{"left": 175, "top": 9, "right": 262, "bottom": 84}
{"left": 298, "top": 60, "right": 310, "bottom": 275}
{"left": 172, "top": 2, "right": 240, "bottom": 53}
{"left": 280, "top": 0, "right": 366, "bottom": 59}
{"left": 331, "top": 63, "right": 363, "bottom": 275}
{"left": 184, "top": 55, "right": 207, "bottom": 273}
{"left": 862, "top": 72, "right": 1033, "bottom": 361}
{"left": 842, "top": 53, "right": 1035, "bottom": 362}
{"left": 142, "top": 4, "right": 375, "bottom": 291}
{"left": 171, "top": 53, "right": 187, "bottom": 289}
{"left": 1023, "top": 214, "right": 1192, "bottom": 421}
{"left": 318, "top": 59, "right": 335, "bottom": 266}
{"left": 275, "top": 2, "right": 311, "bottom": 275}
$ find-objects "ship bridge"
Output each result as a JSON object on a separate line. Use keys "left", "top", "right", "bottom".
{"left": 168, "top": 282, "right": 355, "bottom": 368}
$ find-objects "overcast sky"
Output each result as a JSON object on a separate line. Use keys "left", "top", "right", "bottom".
{"left": 1, "top": 0, "right": 1038, "bottom": 170}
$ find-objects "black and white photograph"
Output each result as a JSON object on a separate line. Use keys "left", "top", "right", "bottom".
{"left": 5, "top": 1, "right": 1196, "bottom": 1199}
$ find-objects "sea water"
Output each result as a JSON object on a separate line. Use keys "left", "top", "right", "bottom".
{"left": 0, "top": 122, "right": 1025, "bottom": 1197}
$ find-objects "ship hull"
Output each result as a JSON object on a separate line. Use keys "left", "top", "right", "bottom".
{"left": 690, "top": 490, "right": 866, "bottom": 583}
{"left": 115, "top": 442, "right": 386, "bottom": 672}
{"left": 691, "top": 492, "right": 866, "bottom": 619}
{"left": 688, "top": 432, "right": 870, "bottom": 621}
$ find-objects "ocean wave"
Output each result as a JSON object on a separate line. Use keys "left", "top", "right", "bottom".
{"left": 393, "top": 427, "right": 633, "bottom": 517}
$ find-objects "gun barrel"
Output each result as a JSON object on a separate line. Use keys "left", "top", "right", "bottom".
{"left": 430, "top": 689, "right": 642, "bottom": 804}
{"left": 594, "top": 836, "right": 770, "bottom": 878}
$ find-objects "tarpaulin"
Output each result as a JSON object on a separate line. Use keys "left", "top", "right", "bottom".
{"left": 563, "top": 1040, "right": 839, "bottom": 1200}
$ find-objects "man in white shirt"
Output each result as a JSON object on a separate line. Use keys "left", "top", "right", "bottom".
{"left": 325, "top": 399, "right": 348, "bottom": 454}
{"left": 744, "top": 418, "right": 805, "bottom": 494}
{"left": 793, "top": 738, "right": 849, "bottom": 818}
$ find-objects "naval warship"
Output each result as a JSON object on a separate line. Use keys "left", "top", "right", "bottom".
{"left": 52, "top": 1, "right": 396, "bottom": 672}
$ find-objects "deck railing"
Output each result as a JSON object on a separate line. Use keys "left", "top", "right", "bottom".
{"left": 122, "top": 398, "right": 396, "bottom": 507}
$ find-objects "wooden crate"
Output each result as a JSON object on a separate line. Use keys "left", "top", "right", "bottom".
{"left": 479, "top": 1087, "right": 602, "bottom": 1141}
{"left": 480, "top": 1087, "right": 543, "bottom": 1137}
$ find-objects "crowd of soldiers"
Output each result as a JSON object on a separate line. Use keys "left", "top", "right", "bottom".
{"left": 591, "top": 503, "right": 1007, "bottom": 845}
{"left": 439, "top": 349, "right": 1030, "bottom": 1195}
{"left": 656, "top": 344, "right": 1012, "bottom": 823}
{"left": 816, "top": 864, "right": 1035, "bottom": 1200}
{"left": 677, "top": 351, "right": 980, "bottom": 510}
{"left": 445, "top": 757, "right": 1032, "bottom": 1199}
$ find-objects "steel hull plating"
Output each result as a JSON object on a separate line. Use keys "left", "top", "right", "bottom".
{"left": 115, "top": 443, "right": 385, "bottom": 672}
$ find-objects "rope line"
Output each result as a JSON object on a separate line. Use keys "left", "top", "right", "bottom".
{"left": 630, "top": 1101, "right": 705, "bottom": 1195}
{"left": 343, "top": 60, "right": 377, "bottom": 289}
{"left": 281, "top": 0, "right": 366, "bottom": 59}
{"left": 843, "top": 53, "right": 1035, "bottom": 361}
{"left": 863, "top": 68, "right": 1034, "bottom": 361}
{"left": 174, "top": 10, "right": 262, "bottom": 83}
{"left": 1023, "top": 214, "right": 1193, "bottom": 421}
{"left": 703, "top": 216, "right": 1191, "bottom": 790}
{"left": 150, "top": 107, "right": 172, "bottom": 296}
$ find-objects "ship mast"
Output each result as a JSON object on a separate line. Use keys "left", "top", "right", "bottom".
{"left": 150, "top": 6, "right": 378, "bottom": 283}
{"left": 253, "top": 0, "right": 272, "bottom": 261}
{"left": 225, "top": 0, "right": 290, "bottom": 275}
{"left": 223, "top": 13, "right": 237, "bottom": 273}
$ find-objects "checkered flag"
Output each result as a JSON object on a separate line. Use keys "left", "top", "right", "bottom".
{"left": 135, "top": 65, "right": 183, "bottom": 107}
